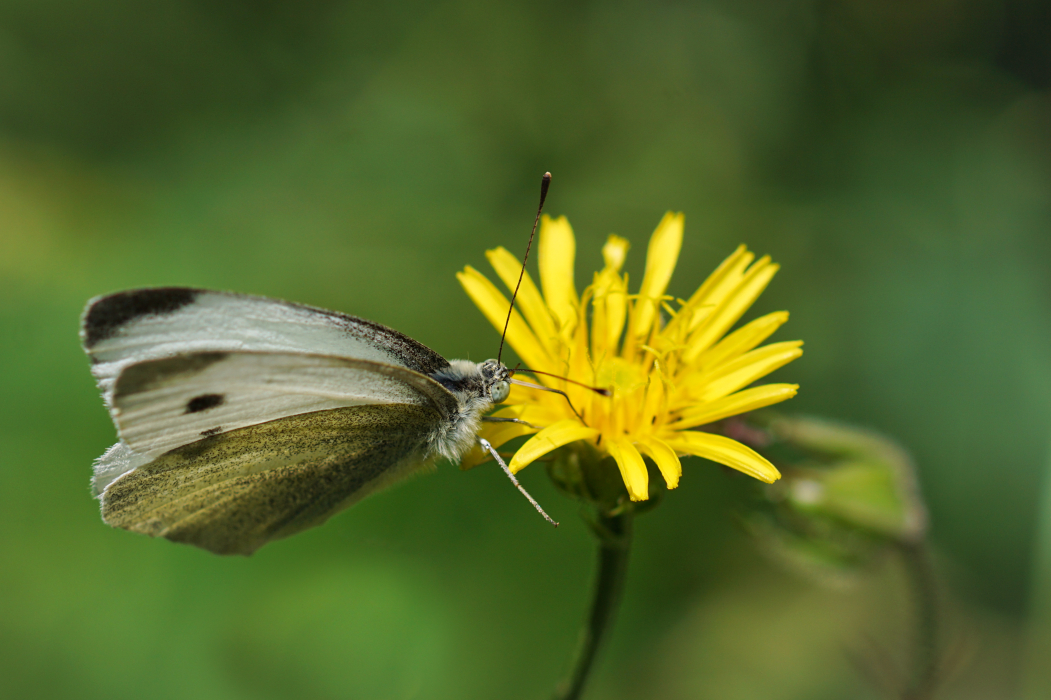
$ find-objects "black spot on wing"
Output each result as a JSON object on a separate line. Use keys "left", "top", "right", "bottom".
{"left": 186, "top": 394, "right": 225, "bottom": 414}
{"left": 200, "top": 427, "right": 223, "bottom": 437}
{"left": 83, "top": 288, "right": 200, "bottom": 348}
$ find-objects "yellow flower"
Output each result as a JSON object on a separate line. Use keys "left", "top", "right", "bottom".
{"left": 457, "top": 213, "right": 802, "bottom": 502}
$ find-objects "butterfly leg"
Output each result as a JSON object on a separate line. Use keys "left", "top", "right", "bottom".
{"left": 478, "top": 438, "right": 558, "bottom": 527}
{"left": 481, "top": 416, "right": 541, "bottom": 429}
{"left": 508, "top": 377, "right": 588, "bottom": 425}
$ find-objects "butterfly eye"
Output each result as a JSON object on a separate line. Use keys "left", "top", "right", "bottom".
{"left": 490, "top": 379, "right": 510, "bottom": 404}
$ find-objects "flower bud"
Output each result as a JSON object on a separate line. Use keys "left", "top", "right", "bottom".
{"left": 741, "top": 415, "right": 928, "bottom": 583}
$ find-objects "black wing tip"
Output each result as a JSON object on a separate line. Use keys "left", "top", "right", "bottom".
{"left": 82, "top": 288, "right": 201, "bottom": 348}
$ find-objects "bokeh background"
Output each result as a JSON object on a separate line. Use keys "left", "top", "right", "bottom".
{"left": 1, "top": 1, "right": 1049, "bottom": 698}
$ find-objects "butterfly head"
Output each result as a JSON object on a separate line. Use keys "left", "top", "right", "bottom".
{"left": 479, "top": 359, "right": 511, "bottom": 404}
{"left": 426, "top": 358, "right": 512, "bottom": 461}
{"left": 430, "top": 358, "right": 511, "bottom": 408}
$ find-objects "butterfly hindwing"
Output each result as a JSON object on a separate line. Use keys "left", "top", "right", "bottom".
{"left": 109, "top": 350, "right": 458, "bottom": 459}
{"left": 101, "top": 404, "right": 441, "bottom": 555}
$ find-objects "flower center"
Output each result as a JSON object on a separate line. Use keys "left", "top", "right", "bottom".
{"left": 594, "top": 357, "right": 649, "bottom": 397}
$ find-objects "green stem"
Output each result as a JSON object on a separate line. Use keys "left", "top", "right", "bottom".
{"left": 553, "top": 512, "right": 633, "bottom": 700}
{"left": 900, "top": 541, "right": 938, "bottom": 700}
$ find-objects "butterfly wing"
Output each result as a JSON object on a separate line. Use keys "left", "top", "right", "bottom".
{"left": 81, "top": 288, "right": 451, "bottom": 404}
{"left": 82, "top": 289, "right": 466, "bottom": 554}
{"left": 101, "top": 404, "right": 441, "bottom": 555}
{"left": 107, "top": 350, "right": 457, "bottom": 461}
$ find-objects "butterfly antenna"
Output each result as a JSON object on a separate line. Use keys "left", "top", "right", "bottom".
{"left": 498, "top": 172, "right": 552, "bottom": 364}
{"left": 513, "top": 368, "right": 612, "bottom": 397}
{"left": 509, "top": 377, "right": 589, "bottom": 424}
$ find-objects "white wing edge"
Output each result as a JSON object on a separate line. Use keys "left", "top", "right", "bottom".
{"left": 93, "top": 442, "right": 150, "bottom": 497}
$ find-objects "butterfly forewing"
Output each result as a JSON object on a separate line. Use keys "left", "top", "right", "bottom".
{"left": 101, "top": 404, "right": 441, "bottom": 555}
{"left": 82, "top": 288, "right": 451, "bottom": 403}
{"left": 110, "top": 351, "right": 458, "bottom": 459}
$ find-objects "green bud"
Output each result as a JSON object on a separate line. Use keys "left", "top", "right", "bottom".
{"left": 740, "top": 414, "right": 929, "bottom": 583}
{"left": 768, "top": 416, "right": 927, "bottom": 542}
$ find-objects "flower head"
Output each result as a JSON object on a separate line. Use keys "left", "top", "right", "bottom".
{"left": 457, "top": 213, "right": 802, "bottom": 502}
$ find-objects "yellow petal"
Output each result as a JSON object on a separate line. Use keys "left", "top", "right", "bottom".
{"left": 695, "top": 311, "right": 789, "bottom": 371}
{"left": 602, "top": 234, "right": 630, "bottom": 271}
{"left": 591, "top": 236, "right": 631, "bottom": 357}
{"left": 507, "top": 419, "right": 599, "bottom": 474}
{"left": 671, "top": 383, "right": 799, "bottom": 430}
{"left": 570, "top": 284, "right": 592, "bottom": 380}
{"left": 460, "top": 421, "right": 539, "bottom": 469}
{"left": 607, "top": 436, "right": 650, "bottom": 501}
{"left": 634, "top": 212, "right": 684, "bottom": 338}
{"left": 692, "top": 341, "right": 803, "bottom": 402}
{"left": 483, "top": 420, "right": 540, "bottom": 449}
{"left": 485, "top": 247, "right": 559, "bottom": 355}
{"left": 635, "top": 436, "right": 681, "bottom": 489}
{"left": 684, "top": 245, "right": 755, "bottom": 331}
{"left": 538, "top": 215, "right": 578, "bottom": 335}
{"left": 457, "top": 266, "right": 553, "bottom": 370}
{"left": 665, "top": 431, "right": 781, "bottom": 483}
{"left": 501, "top": 382, "right": 566, "bottom": 411}
{"left": 640, "top": 366, "right": 668, "bottom": 429}
{"left": 684, "top": 258, "right": 780, "bottom": 362}
{"left": 591, "top": 271, "right": 629, "bottom": 360}
{"left": 490, "top": 404, "right": 565, "bottom": 424}
{"left": 460, "top": 444, "right": 489, "bottom": 470}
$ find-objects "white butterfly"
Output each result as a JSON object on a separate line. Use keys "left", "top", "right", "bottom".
{"left": 81, "top": 285, "right": 558, "bottom": 555}
{"left": 83, "top": 174, "right": 558, "bottom": 555}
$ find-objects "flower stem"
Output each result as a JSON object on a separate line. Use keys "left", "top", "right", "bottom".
{"left": 553, "top": 512, "right": 633, "bottom": 700}
{"left": 900, "top": 541, "right": 939, "bottom": 700}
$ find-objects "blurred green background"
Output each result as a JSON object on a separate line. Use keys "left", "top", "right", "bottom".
{"left": 1, "top": 1, "right": 1049, "bottom": 698}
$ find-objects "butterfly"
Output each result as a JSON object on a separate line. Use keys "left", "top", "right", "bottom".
{"left": 83, "top": 174, "right": 556, "bottom": 556}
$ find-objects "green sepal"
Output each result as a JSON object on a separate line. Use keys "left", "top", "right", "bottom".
{"left": 545, "top": 441, "right": 666, "bottom": 519}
